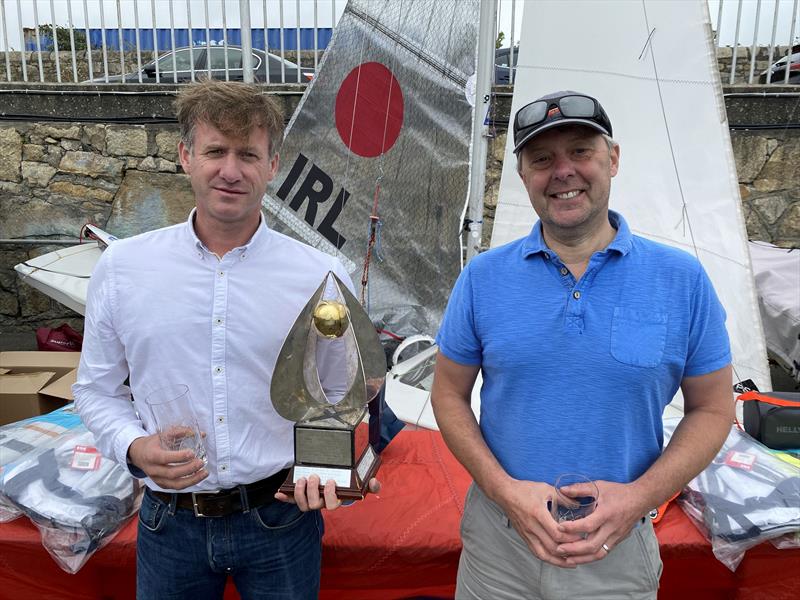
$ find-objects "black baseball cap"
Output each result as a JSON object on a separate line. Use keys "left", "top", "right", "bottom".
{"left": 513, "top": 91, "right": 613, "bottom": 154}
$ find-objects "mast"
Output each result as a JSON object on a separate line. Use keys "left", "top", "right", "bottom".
{"left": 465, "top": 0, "right": 498, "bottom": 262}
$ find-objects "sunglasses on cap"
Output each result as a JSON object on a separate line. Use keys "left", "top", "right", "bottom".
{"left": 513, "top": 93, "right": 612, "bottom": 153}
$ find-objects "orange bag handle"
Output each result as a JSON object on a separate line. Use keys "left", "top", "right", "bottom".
{"left": 734, "top": 391, "right": 799, "bottom": 431}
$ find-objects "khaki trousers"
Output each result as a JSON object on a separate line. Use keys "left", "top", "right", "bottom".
{"left": 456, "top": 483, "right": 663, "bottom": 600}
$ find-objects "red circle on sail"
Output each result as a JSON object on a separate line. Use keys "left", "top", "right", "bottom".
{"left": 335, "top": 62, "right": 404, "bottom": 158}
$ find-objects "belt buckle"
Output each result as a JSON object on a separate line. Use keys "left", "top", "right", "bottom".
{"left": 191, "top": 490, "right": 221, "bottom": 517}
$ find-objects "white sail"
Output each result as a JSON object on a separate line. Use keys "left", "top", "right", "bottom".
{"left": 491, "top": 0, "right": 771, "bottom": 406}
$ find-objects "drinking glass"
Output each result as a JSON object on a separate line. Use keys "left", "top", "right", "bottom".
{"left": 551, "top": 473, "right": 598, "bottom": 522}
{"left": 144, "top": 384, "right": 207, "bottom": 465}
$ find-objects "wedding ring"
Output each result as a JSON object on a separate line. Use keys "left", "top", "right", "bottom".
{"left": 601, "top": 543, "right": 611, "bottom": 553}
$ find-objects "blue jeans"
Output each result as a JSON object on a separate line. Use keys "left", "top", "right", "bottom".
{"left": 136, "top": 488, "right": 324, "bottom": 600}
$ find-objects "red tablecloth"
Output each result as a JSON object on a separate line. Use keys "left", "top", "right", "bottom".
{"left": 0, "top": 429, "right": 797, "bottom": 599}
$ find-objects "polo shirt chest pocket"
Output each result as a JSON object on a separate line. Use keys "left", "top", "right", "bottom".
{"left": 610, "top": 307, "right": 668, "bottom": 368}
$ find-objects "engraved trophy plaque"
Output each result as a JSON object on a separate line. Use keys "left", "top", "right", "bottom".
{"left": 271, "top": 272, "right": 386, "bottom": 500}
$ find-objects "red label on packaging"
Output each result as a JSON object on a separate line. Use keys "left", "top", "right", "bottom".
{"left": 724, "top": 450, "right": 756, "bottom": 470}
{"left": 71, "top": 445, "right": 101, "bottom": 470}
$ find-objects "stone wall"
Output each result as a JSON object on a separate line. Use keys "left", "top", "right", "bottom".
{"left": 0, "top": 121, "right": 194, "bottom": 332}
{"left": 734, "top": 131, "right": 800, "bottom": 246}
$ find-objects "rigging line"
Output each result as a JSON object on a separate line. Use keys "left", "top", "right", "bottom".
{"left": 520, "top": 63, "right": 716, "bottom": 87}
{"left": 639, "top": 5, "right": 700, "bottom": 262}
{"left": 378, "top": 0, "right": 405, "bottom": 163}
{"left": 361, "top": 0, "right": 406, "bottom": 307}
{"left": 629, "top": 228, "right": 750, "bottom": 266}
{"left": 17, "top": 263, "right": 91, "bottom": 278}
{"left": 348, "top": 4, "right": 468, "bottom": 88}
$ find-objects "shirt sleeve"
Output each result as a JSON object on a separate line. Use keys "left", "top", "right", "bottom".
{"left": 72, "top": 246, "right": 149, "bottom": 473}
{"left": 436, "top": 263, "right": 482, "bottom": 366}
{"left": 683, "top": 262, "right": 732, "bottom": 378}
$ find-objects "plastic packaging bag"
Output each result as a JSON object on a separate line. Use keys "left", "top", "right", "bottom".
{"left": 771, "top": 530, "right": 800, "bottom": 550}
{"left": 664, "top": 418, "right": 800, "bottom": 571}
{"left": 0, "top": 404, "right": 83, "bottom": 522}
{"left": 0, "top": 425, "right": 142, "bottom": 573}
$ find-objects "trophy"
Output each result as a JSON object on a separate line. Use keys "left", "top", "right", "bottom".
{"left": 271, "top": 271, "right": 386, "bottom": 500}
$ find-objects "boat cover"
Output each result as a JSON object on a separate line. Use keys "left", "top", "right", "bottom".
{"left": 13, "top": 243, "right": 102, "bottom": 316}
{"left": 748, "top": 242, "right": 800, "bottom": 383}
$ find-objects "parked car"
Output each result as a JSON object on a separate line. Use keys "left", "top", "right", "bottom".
{"left": 86, "top": 45, "right": 314, "bottom": 84}
{"left": 495, "top": 46, "right": 519, "bottom": 84}
{"left": 758, "top": 45, "right": 800, "bottom": 84}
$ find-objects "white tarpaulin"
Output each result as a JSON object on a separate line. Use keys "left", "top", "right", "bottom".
{"left": 491, "top": 0, "right": 771, "bottom": 401}
{"left": 749, "top": 241, "right": 800, "bottom": 382}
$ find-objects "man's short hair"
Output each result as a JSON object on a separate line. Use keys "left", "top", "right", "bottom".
{"left": 175, "top": 79, "right": 285, "bottom": 156}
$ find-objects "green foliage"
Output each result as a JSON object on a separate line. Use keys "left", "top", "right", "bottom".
{"left": 35, "top": 24, "right": 89, "bottom": 51}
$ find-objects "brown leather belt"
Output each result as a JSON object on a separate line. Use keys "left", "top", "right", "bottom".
{"left": 151, "top": 468, "right": 290, "bottom": 518}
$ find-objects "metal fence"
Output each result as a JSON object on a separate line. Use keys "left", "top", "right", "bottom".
{"left": 0, "top": 0, "right": 798, "bottom": 85}
{"left": 0, "top": 0, "right": 341, "bottom": 83}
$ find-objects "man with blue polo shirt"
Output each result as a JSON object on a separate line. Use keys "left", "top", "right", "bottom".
{"left": 431, "top": 91, "right": 733, "bottom": 599}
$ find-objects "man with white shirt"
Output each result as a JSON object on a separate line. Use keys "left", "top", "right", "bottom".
{"left": 74, "top": 80, "right": 376, "bottom": 599}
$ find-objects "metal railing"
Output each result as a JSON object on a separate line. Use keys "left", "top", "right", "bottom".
{"left": 0, "top": 0, "right": 798, "bottom": 86}
{"left": 0, "top": 0, "right": 339, "bottom": 84}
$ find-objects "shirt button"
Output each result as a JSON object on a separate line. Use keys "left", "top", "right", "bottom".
{"left": 573, "top": 291, "right": 581, "bottom": 300}
{"left": 215, "top": 318, "right": 223, "bottom": 326}
{"left": 220, "top": 464, "right": 227, "bottom": 472}
{"left": 544, "top": 253, "right": 550, "bottom": 260}
{"left": 560, "top": 267, "right": 568, "bottom": 276}
{"left": 218, "top": 271, "right": 224, "bottom": 277}
{"left": 214, "top": 366, "right": 223, "bottom": 374}
{"left": 217, "top": 416, "right": 224, "bottom": 423}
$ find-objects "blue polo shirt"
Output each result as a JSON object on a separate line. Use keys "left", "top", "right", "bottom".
{"left": 436, "top": 211, "right": 730, "bottom": 485}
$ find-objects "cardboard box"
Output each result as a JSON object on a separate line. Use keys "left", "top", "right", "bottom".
{"left": 0, "top": 372, "right": 60, "bottom": 426}
{"left": 0, "top": 352, "right": 81, "bottom": 426}
{"left": 0, "top": 351, "right": 80, "bottom": 379}
{"left": 39, "top": 368, "right": 78, "bottom": 402}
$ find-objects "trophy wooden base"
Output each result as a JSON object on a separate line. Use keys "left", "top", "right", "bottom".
{"left": 278, "top": 444, "right": 382, "bottom": 501}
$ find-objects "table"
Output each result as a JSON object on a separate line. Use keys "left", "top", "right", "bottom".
{"left": 0, "top": 430, "right": 797, "bottom": 599}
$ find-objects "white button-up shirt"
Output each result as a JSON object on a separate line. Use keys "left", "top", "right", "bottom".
{"left": 74, "top": 211, "right": 353, "bottom": 492}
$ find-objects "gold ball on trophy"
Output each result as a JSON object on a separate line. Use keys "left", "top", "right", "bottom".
{"left": 312, "top": 301, "right": 350, "bottom": 338}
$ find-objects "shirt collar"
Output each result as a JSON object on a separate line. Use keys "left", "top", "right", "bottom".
{"left": 185, "top": 208, "right": 271, "bottom": 256}
{"left": 521, "top": 210, "right": 633, "bottom": 258}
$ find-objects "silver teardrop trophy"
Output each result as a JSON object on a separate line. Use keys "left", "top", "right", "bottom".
{"left": 271, "top": 271, "right": 385, "bottom": 500}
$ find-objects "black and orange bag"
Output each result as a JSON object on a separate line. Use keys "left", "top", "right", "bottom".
{"left": 738, "top": 390, "right": 800, "bottom": 450}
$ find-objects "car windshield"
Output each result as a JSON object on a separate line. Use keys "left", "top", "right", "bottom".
{"left": 204, "top": 48, "right": 264, "bottom": 70}
{"left": 775, "top": 53, "right": 800, "bottom": 66}
{"left": 157, "top": 49, "right": 194, "bottom": 71}
{"left": 208, "top": 47, "right": 242, "bottom": 69}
